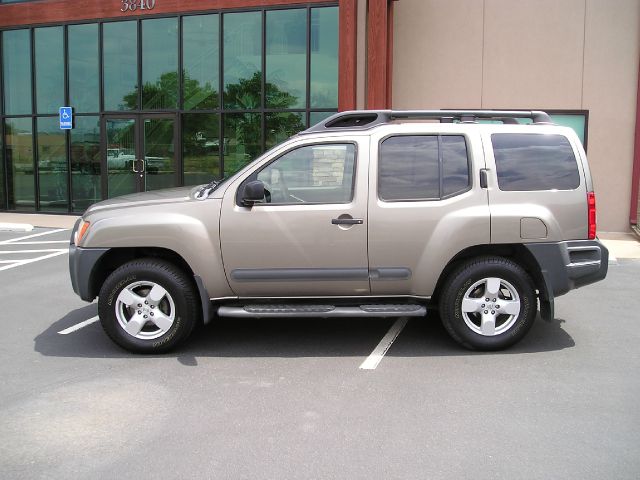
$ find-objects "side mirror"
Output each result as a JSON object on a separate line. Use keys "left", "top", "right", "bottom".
{"left": 242, "top": 180, "right": 265, "bottom": 206}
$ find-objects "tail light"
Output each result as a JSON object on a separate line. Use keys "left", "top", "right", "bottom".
{"left": 587, "top": 192, "right": 596, "bottom": 240}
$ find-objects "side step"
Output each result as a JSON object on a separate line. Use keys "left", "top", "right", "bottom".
{"left": 217, "top": 304, "right": 427, "bottom": 318}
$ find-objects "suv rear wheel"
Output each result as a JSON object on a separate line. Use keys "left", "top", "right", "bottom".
{"left": 98, "top": 258, "right": 199, "bottom": 353}
{"left": 439, "top": 256, "right": 536, "bottom": 350}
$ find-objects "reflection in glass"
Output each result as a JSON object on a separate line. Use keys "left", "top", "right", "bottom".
{"left": 379, "top": 135, "right": 440, "bottom": 201}
{"left": 36, "top": 117, "right": 68, "bottom": 211}
{"left": 69, "top": 24, "right": 100, "bottom": 113}
{"left": 266, "top": 112, "right": 305, "bottom": 149}
{"left": 35, "top": 27, "right": 64, "bottom": 114}
{"left": 71, "top": 116, "right": 101, "bottom": 211}
{"left": 183, "top": 114, "right": 221, "bottom": 186}
{"left": 442, "top": 136, "right": 470, "bottom": 196}
{"left": 106, "top": 119, "right": 137, "bottom": 198}
{"left": 142, "top": 18, "right": 179, "bottom": 110}
{"left": 266, "top": 9, "right": 306, "bottom": 109}
{"left": 309, "top": 111, "right": 336, "bottom": 127}
{"left": 103, "top": 21, "right": 138, "bottom": 111}
{"left": 310, "top": 7, "right": 338, "bottom": 108}
{"left": 3, "top": 29, "right": 32, "bottom": 115}
{"left": 224, "top": 12, "right": 262, "bottom": 109}
{"left": 224, "top": 113, "right": 261, "bottom": 177}
{"left": 183, "top": 15, "right": 219, "bottom": 110}
{"left": 5, "top": 118, "right": 35, "bottom": 210}
{"left": 144, "top": 118, "right": 176, "bottom": 191}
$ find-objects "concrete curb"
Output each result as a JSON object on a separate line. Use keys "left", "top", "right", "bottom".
{"left": 0, "top": 223, "right": 35, "bottom": 232}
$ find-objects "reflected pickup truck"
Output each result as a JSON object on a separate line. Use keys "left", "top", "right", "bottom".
{"left": 69, "top": 110, "right": 608, "bottom": 353}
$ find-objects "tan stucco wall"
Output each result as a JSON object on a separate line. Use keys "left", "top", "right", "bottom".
{"left": 392, "top": 0, "right": 640, "bottom": 232}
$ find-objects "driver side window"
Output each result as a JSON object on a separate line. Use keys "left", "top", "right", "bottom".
{"left": 254, "top": 143, "right": 356, "bottom": 204}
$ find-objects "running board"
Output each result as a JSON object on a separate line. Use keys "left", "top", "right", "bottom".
{"left": 217, "top": 304, "right": 427, "bottom": 318}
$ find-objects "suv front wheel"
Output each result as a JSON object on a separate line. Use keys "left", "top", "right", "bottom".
{"left": 439, "top": 256, "right": 536, "bottom": 350}
{"left": 98, "top": 258, "right": 200, "bottom": 353}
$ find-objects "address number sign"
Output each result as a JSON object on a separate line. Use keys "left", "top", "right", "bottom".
{"left": 121, "top": 0, "right": 156, "bottom": 12}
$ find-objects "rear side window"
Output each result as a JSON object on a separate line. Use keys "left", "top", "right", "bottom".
{"left": 379, "top": 135, "right": 470, "bottom": 201}
{"left": 492, "top": 133, "right": 580, "bottom": 191}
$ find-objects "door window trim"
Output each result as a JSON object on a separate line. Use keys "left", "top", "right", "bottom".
{"left": 377, "top": 133, "right": 472, "bottom": 203}
{"left": 235, "top": 141, "right": 358, "bottom": 207}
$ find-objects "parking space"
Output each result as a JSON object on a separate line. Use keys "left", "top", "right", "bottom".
{"left": 1, "top": 245, "right": 639, "bottom": 479}
{"left": 0, "top": 228, "right": 70, "bottom": 272}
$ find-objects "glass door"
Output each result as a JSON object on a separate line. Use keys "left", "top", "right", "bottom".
{"left": 105, "top": 117, "right": 138, "bottom": 198}
{"left": 142, "top": 116, "right": 178, "bottom": 192}
{"left": 104, "top": 114, "right": 179, "bottom": 198}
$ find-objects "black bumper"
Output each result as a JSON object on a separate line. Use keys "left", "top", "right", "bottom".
{"left": 69, "top": 243, "right": 109, "bottom": 302}
{"left": 525, "top": 239, "right": 609, "bottom": 298}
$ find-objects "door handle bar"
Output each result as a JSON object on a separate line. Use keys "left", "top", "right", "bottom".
{"left": 331, "top": 218, "right": 364, "bottom": 225}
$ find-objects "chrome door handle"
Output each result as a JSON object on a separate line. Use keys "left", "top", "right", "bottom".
{"left": 132, "top": 160, "right": 138, "bottom": 173}
{"left": 331, "top": 218, "right": 363, "bottom": 225}
{"left": 139, "top": 159, "right": 145, "bottom": 172}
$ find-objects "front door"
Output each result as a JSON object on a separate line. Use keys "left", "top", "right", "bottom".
{"left": 219, "top": 139, "right": 370, "bottom": 297}
{"left": 103, "top": 114, "right": 179, "bottom": 198}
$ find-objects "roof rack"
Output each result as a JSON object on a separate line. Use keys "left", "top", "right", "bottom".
{"left": 301, "top": 109, "right": 554, "bottom": 134}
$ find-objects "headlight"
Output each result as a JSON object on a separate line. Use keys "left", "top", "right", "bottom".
{"left": 74, "top": 219, "right": 91, "bottom": 245}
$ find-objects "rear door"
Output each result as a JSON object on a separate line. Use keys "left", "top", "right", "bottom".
{"left": 367, "top": 126, "right": 491, "bottom": 296}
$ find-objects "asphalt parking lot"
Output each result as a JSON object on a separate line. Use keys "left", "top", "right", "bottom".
{"left": 1, "top": 227, "right": 639, "bottom": 479}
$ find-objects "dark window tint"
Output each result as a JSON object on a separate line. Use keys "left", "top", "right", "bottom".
{"left": 442, "top": 136, "right": 470, "bottom": 196}
{"left": 379, "top": 136, "right": 439, "bottom": 201}
{"left": 492, "top": 134, "right": 580, "bottom": 191}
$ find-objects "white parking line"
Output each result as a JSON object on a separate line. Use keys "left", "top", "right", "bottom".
{"left": 0, "top": 250, "right": 68, "bottom": 272}
{"left": 0, "top": 249, "right": 67, "bottom": 254}
{"left": 359, "top": 317, "right": 409, "bottom": 370}
{"left": 58, "top": 316, "right": 100, "bottom": 335}
{"left": 0, "top": 228, "right": 68, "bottom": 245}
{"left": 11, "top": 240, "right": 69, "bottom": 245}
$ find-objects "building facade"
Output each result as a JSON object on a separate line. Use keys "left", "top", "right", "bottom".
{"left": 0, "top": 0, "right": 639, "bottom": 232}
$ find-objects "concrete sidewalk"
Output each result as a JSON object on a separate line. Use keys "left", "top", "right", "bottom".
{"left": 1, "top": 212, "right": 639, "bottom": 259}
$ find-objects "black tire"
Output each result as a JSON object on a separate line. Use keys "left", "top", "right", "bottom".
{"left": 98, "top": 258, "right": 200, "bottom": 354}
{"left": 439, "top": 256, "right": 536, "bottom": 351}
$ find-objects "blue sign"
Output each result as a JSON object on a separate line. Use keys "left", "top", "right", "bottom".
{"left": 59, "top": 107, "right": 73, "bottom": 130}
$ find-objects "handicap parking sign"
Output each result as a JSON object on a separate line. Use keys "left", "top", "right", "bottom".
{"left": 59, "top": 107, "right": 73, "bottom": 130}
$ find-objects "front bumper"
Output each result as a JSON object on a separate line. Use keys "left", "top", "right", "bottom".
{"left": 69, "top": 220, "right": 109, "bottom": 302}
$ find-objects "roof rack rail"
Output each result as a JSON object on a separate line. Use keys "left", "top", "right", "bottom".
{"left": 301, "top": 109, "right": 554, "bottom": 134}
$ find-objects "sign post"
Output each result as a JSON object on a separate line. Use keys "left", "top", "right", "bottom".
{"left": 59, "top": 107, "right": 73, "bottom": 130}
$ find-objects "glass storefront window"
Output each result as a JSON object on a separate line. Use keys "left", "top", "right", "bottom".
{"left": 2, "top": 29, "right": 32, "bottom": 115}
{"left": 142, "top": 18, "right": 179, "bottom": 110}
{"left": 35, "top": 27, "right": 64, "bottom": 114}
{"left": 183, "top": 113, "right": 221, "bottom": 185}
{"left": 310, "top": 7, "right": 338, "bottom": 108}
{"left": 70, "top": 116, "right": 101, "bottom": 211}
{"left": 266, "top": 112, "right": 305, "bottom": 149}
{"left": 5, "top": 118, "right": 34, "bottom": 210}
{"left": 69, "top": 24, "right": 100, "bottom": 113}
{"left": 103, "top": 21, "right": 138, "bottom": 111}
{"left": 266, "top": 9, "right": 306, "bottom": 109}
{"left": 223, "top": 12, "right": 262, "bottom": 109}
{"left": 0, "top": 6, "right": 340, "bottom": 212}
{"left": 36, "top": 117, "right": 68, "bottom": 211}
{"left": 309, "top": 111, "right": 336, "bottom": 127}
{"left": 224, "top": 113, "right": 261, "bottom": 177}
{"left": 183, "top": 15, "right": 219, "bottom": 110}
